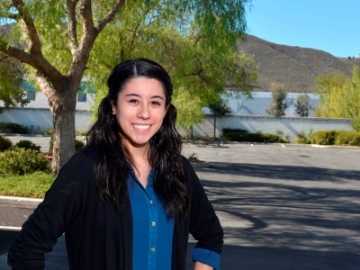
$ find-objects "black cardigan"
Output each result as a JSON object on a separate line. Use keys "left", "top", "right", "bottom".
{"left": 8, "top": 146, "right": 223, "bottom": 270}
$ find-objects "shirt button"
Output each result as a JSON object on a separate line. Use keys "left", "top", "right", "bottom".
{"left": 149, "top": 200, "right": 153, "bottom": 205}
{"left": 150, "top": 247, "right": 156, "bottom": 252}
{"left": 151, "top": 221, "right": 156, "bottom": 227}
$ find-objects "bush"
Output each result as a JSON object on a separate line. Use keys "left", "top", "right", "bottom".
{"left": 222, "top": 128, "right": 288, "bottom": 143}
{"left": 0, "top": 148, "right": 50, "bottom": 176}
{"left": 222, "top": 128, "right": 248, "bottom": 135}
{"left": 0, "top": 123, "right": 29, "bottom": 134}
{"left": 351, "top": 117, "right": 360, "bottom": 132}
{"left": 311, "top": 130, "right": 336, "bottom": 145}
{"left": 14, "top": 140, "right": 41, "bottom": 152}
{"left": 294, "top": 130, "right": 311, "bottom": 144}
{"left": 0, "top": 135, "right": 13, "bottom": 151}
{"left": 334, "top": 131, "right": 360, "bottom": 146}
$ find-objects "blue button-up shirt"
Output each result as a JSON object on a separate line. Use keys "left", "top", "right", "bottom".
{"left": 127, "top": 170, "right": 220, "bottom": 270}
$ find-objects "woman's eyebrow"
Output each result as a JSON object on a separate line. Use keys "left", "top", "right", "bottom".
{"left": 124, "top": 93, "right": 164, "bottom": 100}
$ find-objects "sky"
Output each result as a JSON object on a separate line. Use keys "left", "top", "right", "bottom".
{"left": 245, "top": 0, "right": 360, "bottom": 58}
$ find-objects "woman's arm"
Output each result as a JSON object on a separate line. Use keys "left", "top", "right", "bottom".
{"left": 182, "top": 157, "right": 224, "bottom": 270}
{"left": 194, "top": 261, "right": 214, "bottom": 270}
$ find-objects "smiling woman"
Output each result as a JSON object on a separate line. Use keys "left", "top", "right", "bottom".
{"left": 8, "top": 58, "right": 223, "bottom": 270}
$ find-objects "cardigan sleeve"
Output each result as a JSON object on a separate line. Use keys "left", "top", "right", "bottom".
{"left": 7, "top": 149, "right": 94, "bottom": 270}
{"left": 182, "top": 157, "right": 224, "bottom": 255}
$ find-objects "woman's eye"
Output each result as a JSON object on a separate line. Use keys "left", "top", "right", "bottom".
{"left": 151, "top": 101, "right": 161, "bottom": 106}
{"left": 129, "top": 99, "right": 138, "bottom": 104}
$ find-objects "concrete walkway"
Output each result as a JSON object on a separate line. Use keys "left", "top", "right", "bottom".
{"left": 1, "top": 143, "right": 360, "bottom": 269}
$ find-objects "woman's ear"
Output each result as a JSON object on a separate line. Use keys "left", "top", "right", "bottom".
{"left": 110, "top": 102, "right": 116, "bottom": 115}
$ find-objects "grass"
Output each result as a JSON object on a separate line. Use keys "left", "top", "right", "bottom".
{"left": 0, "top": 171, "right": 55, "bottom": 198}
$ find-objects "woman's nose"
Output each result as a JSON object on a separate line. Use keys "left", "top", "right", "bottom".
{"left": 137, "top": 103, "right": 150, "bottom": 119}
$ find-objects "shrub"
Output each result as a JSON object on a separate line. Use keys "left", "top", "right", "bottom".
{"left": 221, "top": 128, "right": 288, "bottom": 143}
{"left": 15, "top": 140, "right": 41, "bottom": 152}
{"left": 294, "top": 130, "right": 311, "bottom": 144}
{"left": 0, "top": 148, "right": 50, "bottom": 176}
{"left": 351, "top": 117, "right": 360, "bottom": 132}
{"left": 0, "top": 135, "right": 13, "bottom": 151}
{"left": 334, "top": 131, "right": 360, "bottom": 146}
{"left": 0, "top": 123, "right": 29, "bottom": 134}
{"left": 311, "top": 130, "right": 336, "bottom": 145}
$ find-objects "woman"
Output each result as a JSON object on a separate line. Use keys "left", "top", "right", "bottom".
{"left": 8, "top": 58, "right": 223, "bottom": 270}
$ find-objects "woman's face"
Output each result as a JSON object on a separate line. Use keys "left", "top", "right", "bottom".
{"left": 111, "top": 77, "right": 168, "bottom": 149}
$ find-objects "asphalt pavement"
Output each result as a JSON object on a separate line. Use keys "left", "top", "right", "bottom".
{"left": 1, "top": 139, "right": 360, "bottom": 269}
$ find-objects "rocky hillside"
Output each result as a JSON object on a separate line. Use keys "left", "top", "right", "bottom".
{"left": 237, "top": 35, "right": 360, "bottom": 93}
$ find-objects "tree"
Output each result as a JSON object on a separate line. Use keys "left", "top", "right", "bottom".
{"left": 314, "top": 66, "right": 360, "bottom": 131}
{"left": 0, "top": 53, "right": 28, "bottom": 111}
{"left": 0, "top": 0, "right": 255, "bottom": 172}
{"left": 87, "top": 1, "right": 258, "bottom": 131}
{"left": 294, "top": 94, "right": 311, "bottom": 117}
{"left": 314, "top": 71, "right": 348, "bottom": 117}
{"left": 266, "top": 83, "right": 293, "bottom": 117}
{"left": 208, "top": 100, "right": 231, "bottom": 140}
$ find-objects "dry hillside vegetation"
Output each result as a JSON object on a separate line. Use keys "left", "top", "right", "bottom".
{"left": 237, "top": 35, "right": 360, "bottom": 93}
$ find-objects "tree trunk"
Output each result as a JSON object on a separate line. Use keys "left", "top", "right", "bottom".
{"left": 213, "top": 114, "right": 217, "bottom": 140}
{"left": 37, "top": 74, "right": 77, "bottom": 173}
{"left": 51, "top": 96, "right": 76, "bottom": 173}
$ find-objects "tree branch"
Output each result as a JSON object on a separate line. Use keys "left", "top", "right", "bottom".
{"left": 95, "top": 0, "right": 126, "bottom": 33}
{"left": 79, "top": 0, "right": 94, "bottom": 38}
{"left": 11, "top": 0, "right": 42, "bottom": 56}
{"left": 0, "top": 41, "right": 36, "bottom": 66}
{"left": 66, "top": 0, "right": 80, "bottom": 54}
{"left": 10, "top": 0, "right": 63, "bottom": 83}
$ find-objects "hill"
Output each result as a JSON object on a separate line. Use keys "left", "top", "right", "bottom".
{"left": 237, "top": 35, "right": 360, "bottom": 92}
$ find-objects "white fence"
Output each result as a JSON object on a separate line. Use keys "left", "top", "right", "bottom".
{"left": 179, "top": 115, "right": 353, "bottom": 141}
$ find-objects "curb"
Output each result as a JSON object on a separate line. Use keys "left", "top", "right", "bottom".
{"left": 0, "top": 196, "right": 42, "bottom": 206}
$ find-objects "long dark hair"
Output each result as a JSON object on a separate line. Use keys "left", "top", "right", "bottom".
{"left": 87, "top": 58, "right": 189, "bottom": 219}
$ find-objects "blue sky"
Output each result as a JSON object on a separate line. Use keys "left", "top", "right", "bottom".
{"left": 245, "top": 0, "right": 360, "bottom": 58}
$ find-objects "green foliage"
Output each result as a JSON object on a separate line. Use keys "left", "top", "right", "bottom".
{"left": 295, "top": 94, "right": 311, "bottom": 117}
{"left": 0, "top": 171, "right": 55, "bottom": 198}
{"left": 315, "top": 67, "right": 360, "bottom": 120}
{"left": 334, "top": 131, "right": 360, "bottom": 146}
{"left": 14, "top": 140, "right": 41, "bottom": 152}
{"left": 0, "top": 135, "right": 13, "bottom": 151}
{"left": 0, "top": 148, "right": 50, "bottom": 176}
{"left": 311, "top": 130, "right": 337, "bottom": 145}
{"left": 294, "top": 129, "right": 312, "bottom": 144}
{"left": 351, "top": 117, "right": 360, "bottom": 132}
{"left": 0, "top": 54, "right": 28, "bottom": 109}
{"left": 88, "top": 0, "right": 258, "bottom": 129}
{"left": 311, "top": 130, "right": 360, "bottom": 146}
{"left": 0, "top": 122, "right": 29, "bottom": 133}
{"left": 266, "top": 83, "right": 293, "bottom": 117}
{"left": 222, "top": 128, "right": 289, "bottom": 143}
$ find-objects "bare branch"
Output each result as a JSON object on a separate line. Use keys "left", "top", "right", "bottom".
{"left": 66, "top": 0, "right": 80, "bottom": 53}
